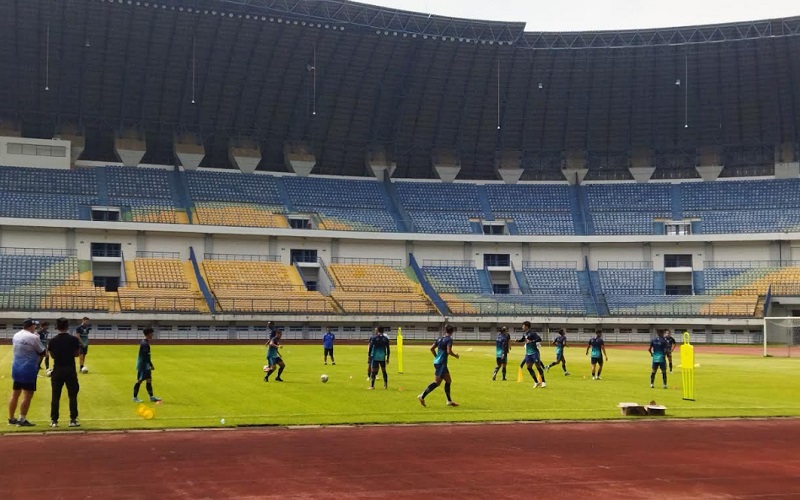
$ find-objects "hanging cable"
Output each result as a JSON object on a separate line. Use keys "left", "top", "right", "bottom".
{"left": 191, "top": 37, "right": 196, "bottom": 104}
{"left": 684, "top": 54, "right": 688, "bottom": 128}
{"left": 45, "top": 21, "right": 50, "bottom": 91}
{"left": 497, "top": 59, "right": 500, "bottom": 130}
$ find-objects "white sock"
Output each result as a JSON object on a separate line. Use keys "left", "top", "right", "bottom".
{"left": 19, "top": 414, "right": 26, "bottom": 421}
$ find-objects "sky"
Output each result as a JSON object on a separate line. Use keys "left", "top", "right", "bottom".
{"left": 363, "top": 0, "right": 799, "bottom": 31}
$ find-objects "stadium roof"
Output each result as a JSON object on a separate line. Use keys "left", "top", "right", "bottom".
{"left": 1, "top": 0, "right": 799, "bottom": 179}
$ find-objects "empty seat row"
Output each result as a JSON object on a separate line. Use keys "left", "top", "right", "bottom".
{"left": 485, "top": 184, "right": 571, "bottom": 212}
{"left": 186, "top": 170, "right": 282, "bottom": 205}
{"left": 284, "top": 177, "right": 388, "bottom": 209}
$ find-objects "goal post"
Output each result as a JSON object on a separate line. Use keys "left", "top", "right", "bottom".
{"left": 763, "top": 316, "right": 800, "bottom": 357}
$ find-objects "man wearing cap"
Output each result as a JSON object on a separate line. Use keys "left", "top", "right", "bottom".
{"left": 8, "top": 319, "right": 45, "bottom": 426}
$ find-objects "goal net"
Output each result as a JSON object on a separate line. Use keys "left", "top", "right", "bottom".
{"left": 763, "top": 317, "right": 800, "bottom": 357}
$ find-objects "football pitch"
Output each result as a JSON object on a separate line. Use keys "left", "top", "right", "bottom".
{"left": 1, "top": 343, "right": 798, "bottom": 431}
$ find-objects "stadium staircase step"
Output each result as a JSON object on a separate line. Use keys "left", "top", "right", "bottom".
{"left": 506, "top": 220, "right": 519, "bottom": 235}
{"left": 588, "top": 270, "right": 610, "bottom": 316}
{"left": 577, "top": 270, "right": 599, "bottom": 315}
{"left": 514, "top": 270, "right": 530, "bottom": 293}
{"left": 477, "top": 269, "right": 493, "bottom": 294}
{"left": 476, "top": 186, "right": 494, "bottom": 221}
{"left": 469, "top": 221, "right": 483, "bottom": 234}
{"left": 671, "top": 183, "right": 683, "bottom": 220}
{"left": 693, "top": 271, "right": 705, "bottom": 294}
{"left": 172, "top": 168, "right": 195, "bottom": 223}
{"left": 272, "top": 176, "right": 295, "bottom": 212}
{"left": 189, "top": 247, "right": 217, "bottom": 314}
{"left": 408, "top": 253, "right": 449, "bottom": 315}
{"left": 654, "top": 271, "right": 666, "bottom": 293}
{"left": 755, "top": 296, "right": 767, "bottom": 317}
{"left": 381, "top": 177, "right": 411, "bottom": 232}
{"left": 123, "top": 261, "right": 137, "bottom": 286}
{"left": 106, "top": 291, "right": 120, "bottom": 313}
{"left": 183, "top": 262, "right": 201, "bottom": 292}
{"left": 95, "top": 167, "right": 110, "bottom": 206}
{"left": 569, "top": 185, "right": 588, "bottom": 235}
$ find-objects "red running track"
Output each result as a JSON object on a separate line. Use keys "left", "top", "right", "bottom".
{"left": 2, "top": 419, "right": 800, "bottom": 499}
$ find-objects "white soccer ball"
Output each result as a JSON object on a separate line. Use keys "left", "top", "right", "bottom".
{"left": 263, "top": 364, "right": 269, "bottom": 372}
{"left": 80, "top": 366, "right": 89, "bottom": 374}
{"left": 45, "top": 369, "right": 53, "bottom": 378}
{"left": 320, "top": 374, "right": 329, "bottom": 383}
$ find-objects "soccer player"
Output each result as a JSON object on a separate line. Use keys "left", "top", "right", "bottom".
{"left": 323, "top": 327, "right": 336, "bottom": 365}
{"left": 37, "top": 321, "right": 51, "bottom": 372}
{"left": 585, "top": 329, "right": 608, "bottom": 380}
{"left": 517, "top": 321, "right": 546, "bottom": 388}
{"left": 267, "top": 321, "right": 277, "bottom": 341}
{"left": 264, "top": 329, "right": 285, "bottom": 382}
{"left": 8, "top": 319, "right": 45, "bottom": 427}
{"left": 133, "top": 327, "right": 162, "bottom": 402}
{"left": 650, "top": 330, "right": 670, "bottom": 389}
{"left": 546, "top": 328, "right": 570, "bottom": 376}
{"left": 368, "top": 326, "right": 391, "bottom": 389}
{"left": 418, "top": 324, "right": 460, "bottom": 407}
{"left": 75, "top": 317, "right": 91, "bottom": 372}
{"left": 47, "top": 318, "right": 81, "bottom": 427}
{"left": 492, "top": 326, "right": 511, "bottom": 381}
{"left": 664, "top": 329, "right": 677, "bottom": 372}
{"left": 367, "top": 326, "right": 379, "bottom": 380}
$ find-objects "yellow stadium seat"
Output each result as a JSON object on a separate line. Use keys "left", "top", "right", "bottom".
{"left": 328, "top": 264, "right": 436, "bottom": 314}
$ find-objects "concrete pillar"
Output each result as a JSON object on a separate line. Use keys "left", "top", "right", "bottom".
{"left": 495, "top": 150, "right": 523, "bottom": 184}
{"left": 695, "top": 146, "right": 723, "bottom": 181}
{"left": 57, "top": 123, "right": 84, "bottom": 166}
{"left": 175, "top": 133, "right": 204, "bottom": 171}
{"left": 284, "top": 142, "right": 316, "bottom": 176}
{"left": 231, "top": 138, "right": 261, "bottom": 174}
{"left": 561, "top": 150, "right": 588, "bottom": 185}
{"left": 432, "top": 149, "right": 461, "bottom": 182}
{"left": 366, "top": 147, "right": 396, "bottom": 180}
{"left": 114, "top": 133, "right": 145, "bottom": 167}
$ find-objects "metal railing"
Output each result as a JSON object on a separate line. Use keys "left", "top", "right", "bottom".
{"left": 135, "top": 251, "right": 181, "bottom": 259}
{"left": 446, "top": 300, "right": 593, "bottom": 317}
{"left": 131, "top": 281, "right": 190, "bottom": 289}
{"left": 210, "top": 283, "right": 310, "bottom": 292}
{"left": 119, "top": 296, "right": 207, "bottom": 313}
{"left": 422, "top": 260, "right": 475, "bottom": 267}
{"left": 203, "top": 253, "right": 280, "bottom": 262}
{"left": 522, "top": 261, "right": 578, "bottom": 269}
{"left": 0, "top": 247, "right": 76, "bottom": 257}
{"left": 597, "top": 261, "right": 653, "bottom": 269}
{"left": 704, "top": 260, "right": 800, "bottom": 269}
{"left": 330, "top": 257, "right": 403, "bottom": 267}
{"left": 216, "top": 297, "right": 333, "bottom": 314}
{"left": 0, "top": 294, "right": 108, "bottom": 312}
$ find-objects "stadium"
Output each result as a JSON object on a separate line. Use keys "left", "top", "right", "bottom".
{"left": 1, "top": 0, "right": 800, "bottom": 497}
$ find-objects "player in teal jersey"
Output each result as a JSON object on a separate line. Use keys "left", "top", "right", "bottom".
{"left": 418, "top": 324, "right": 460, "bottom": 407}
{"left": 492, "top": 326, "right": 511, "bottom": 381}
{"left": 132, "top": 327, "right": 161, "bottom": 403}
{"left": 664, "top": 329, "right": 677, "bottom": 372}
{"left": 546, "top": 329, "right": 570, "bottom": 376}
{"left": 368, "top": 326, "right": 391, "bottom": 389}
{"left": 264, "top": 330, "right": 286, "bottom": 382}
{"left": 649, "top": 330, "right": 669, "bottom": 389}
{"left": 74, "top": 317, "right": 91, "bottom": 372}
{"left": 585, "top": 329, "right": 608, "bottom": 380}
{"left": 517, "top": 321, "right": 546, "bottom": 388}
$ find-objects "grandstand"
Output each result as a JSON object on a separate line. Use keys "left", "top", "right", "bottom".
{"left": 0, "top": 0, "right": 797, "bottom": 342}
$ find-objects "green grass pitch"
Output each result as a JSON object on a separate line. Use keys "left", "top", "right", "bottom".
{"left": 1, "top": 343, "right": 798, "bottom": 431}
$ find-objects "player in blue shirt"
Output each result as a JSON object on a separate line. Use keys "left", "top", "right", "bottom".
{"left": 585, "top": 329, "right": 608, "bottom": 380}
{"left": 546, "top": 329, "right": 570, "bottom": 376}
{"left": 75, "top": 317, "right": 91, "bottom": 373}
{"left": 368, "top": 327, "right": 391, "bottom": 389}
{"left": 323, "top": 327, "right": 336, "bottom": 365}
{"left": 492, "top": 326, "right": 511, "bottom": 381}
{"left": 418, "top": 324, "right": 460, "bottom": 407}
{"left": 664, "top": 329, "right": 677, "bottom": 372}
{"left": 517, "top": 321, "right": 546, "bottom": 388}
{"left": 264, "top": 329, "right": 286, "bottom": 382}
{"left": 133, "top": 327, "right": 161, "bottom": 403}
{"left": 649, "top": 330, "right": 670, "bottom": 389}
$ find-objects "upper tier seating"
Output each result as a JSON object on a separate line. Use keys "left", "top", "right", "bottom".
{"left": 202, "top": 259, "right": 333, "bottom": 313}
{"left": 186, "top": 170, "right": 283, "bottom": 205}
{"left": 106, "top": 167, "right": 172, "bottom": 199}
{"left": 500, "top": 212, "right": 574, "bottom": 235}
{"left": 586, "top": 183, "right": 671, "bottom": 235}
{"left": 0, "top": 166, "right": 97, "bottom": 195}
{"left": 684, "top": 179, "right": 800, "bottom": 233}
{"left": 396, "top": 182, "right": 483, "bottom": 233}
{"left": 329, "top": 263, "right": 436, "bottom": 314}
{"left": 485, "top": 184, "right": 571, "bottom": 212}
{"left": 523, "top": 268, "right": 581, "bottom": 293}
{"left": 193, "top": 202, "right": 289, "bottom": 228}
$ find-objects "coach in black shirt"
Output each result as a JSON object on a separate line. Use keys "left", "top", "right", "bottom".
{"left": 47, "top": 318, "right": 81, "bottom": 428}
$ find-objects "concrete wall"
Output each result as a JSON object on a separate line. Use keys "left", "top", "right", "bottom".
{"left": 0, "top": 227, "right": 69, "bottom": 249}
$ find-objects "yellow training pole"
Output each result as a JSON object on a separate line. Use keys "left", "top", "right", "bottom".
{"left": 680, "top": 331, "right": 695, "bottom": 401}
{"left": 397, "top": 327, "right": 404, "bottom": 374}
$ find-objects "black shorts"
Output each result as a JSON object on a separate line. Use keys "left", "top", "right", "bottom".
{"left": 591, "top": 356, "right": 603, "bottom": 366}
{"left": 496, "top": 354, "right": 508, "bottom": 365}
{"left": 371, "top": 359, "right": 386, "bottom": 370}
{"left": 79, "top": 345, "right": 88, "bottom": 355}
{"left": 13, "top": 380, "right": 36, "bottom": 392}
{"left": 324, "top": 347, "right": 334, "bottom": 356}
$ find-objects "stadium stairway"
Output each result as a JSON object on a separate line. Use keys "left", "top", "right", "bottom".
{"left": 477, "top": 269, "right": 493, "bottom": 294}
{"left": 515, "top": 269, "right": 530, "bottom": 292}
{"left": 408, "top": 253, "right": 449, "bottom": 315}
{"left": 272, "top": 176, "right": 295, "bottom": 212}
{"left": 671, "top": 183, "right": 683, "bottom": 221}
{"left": 383, "top": 177, "right": 412, "bottom": 232}
{"left": 381, "top": 176, "right": 411, "bottom": 233}
{"left": 172, "top": 168, "right": 195, "bottom": 223}
{"left": 653, "top": 271, "right": 666, "bottom": 293}
{"left": 476, "top": 186, "right": 494, "bottom": 221}
{"left": 570, "top": 185, "right": 589, "bottom": 235}
{"left": 578, "top": 269, "right": 600, "bottom": 316}
{"left": 588, "top": 270, "right": 610, "bottom": 316}
{"left": 188, "top": 247, "right": 217, "bottom": 314}
{"left": 95, "top": 167, "right": 110, "bottom": 206}
{"left": 693, "top": 270, "right": 705, "bottom": 294}
{"left": 506, "top": 220, "right": 520, "bottom": 235}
